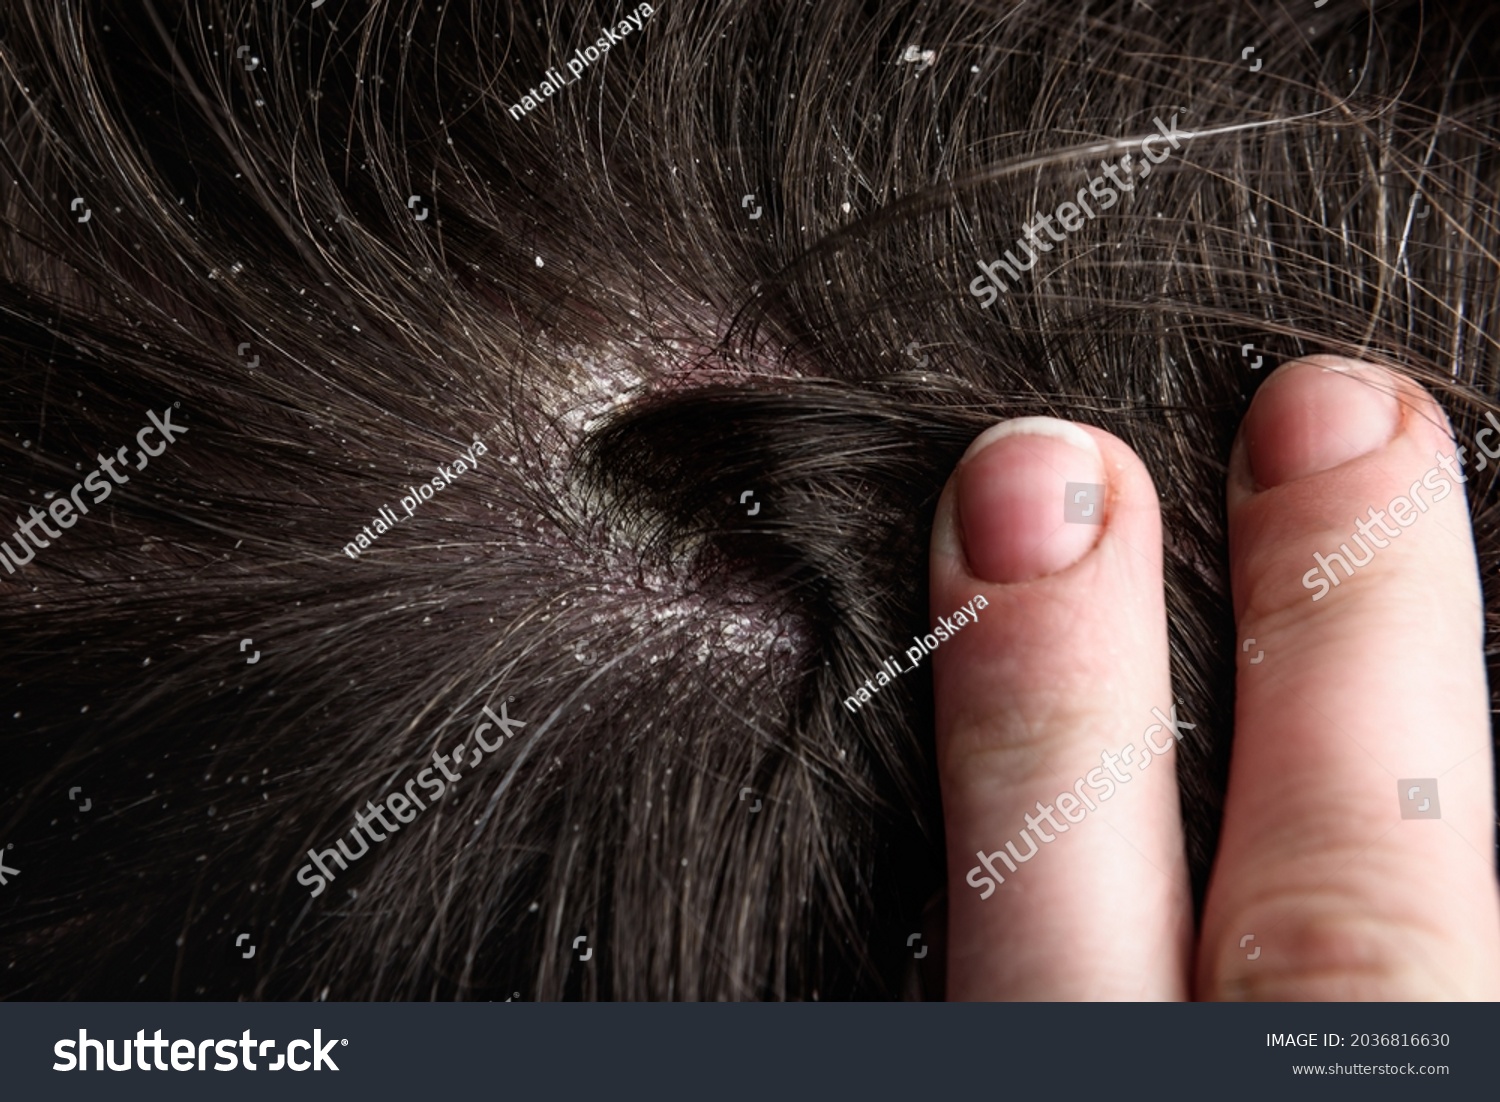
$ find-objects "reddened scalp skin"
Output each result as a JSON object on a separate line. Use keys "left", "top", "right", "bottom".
{"left": 1, "top": 0, "right": 1500, "bottom": 1001}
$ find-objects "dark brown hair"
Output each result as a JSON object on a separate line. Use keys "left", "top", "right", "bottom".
{"left": 2, "top": 0, "right": 1498, "bottom": 999}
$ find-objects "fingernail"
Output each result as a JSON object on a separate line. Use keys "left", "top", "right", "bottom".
{"left": 1244, "top": 358, "right": 1401, "bottom": 489}
{"left": 956, "top": 417, "right": 1106, "bottom": 584}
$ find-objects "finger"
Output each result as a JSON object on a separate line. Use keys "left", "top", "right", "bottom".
{"left": 932, "top": 416, "right": 1192, "bottom": 1001}
{"left": 1200, "top": 356, "right": 1500, "bottom": 1000}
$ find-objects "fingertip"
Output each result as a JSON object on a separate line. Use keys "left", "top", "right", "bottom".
{"left": 951, "top": 417, "right": 1106, "bottom": 584}
{"left": 1242, "top": 357, "right": 1401, "bottom": 490}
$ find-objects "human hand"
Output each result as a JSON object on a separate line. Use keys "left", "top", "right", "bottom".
{"left": 932, "top": 356, "right": 1500, "bottom": 1000}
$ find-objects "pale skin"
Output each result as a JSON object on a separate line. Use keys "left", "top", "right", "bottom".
{"left": 933, "top": 355, "right": 1500, "bottom": 1000}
